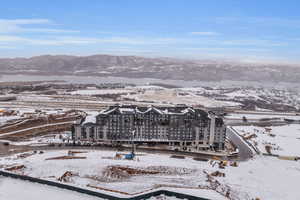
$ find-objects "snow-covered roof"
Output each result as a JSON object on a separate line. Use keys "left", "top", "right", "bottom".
{"left": 119, "top": 108, "right": 135, "bottom": 114}
{"left": 82, "top": 112, "right": 98, "bottom": 125}
{"left": 98, "top": 105, "right": 210, "bottom": 117}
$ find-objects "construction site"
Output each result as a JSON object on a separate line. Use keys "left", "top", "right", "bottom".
{"left": 0, "top": 148, "right": 246, "bottom": 200}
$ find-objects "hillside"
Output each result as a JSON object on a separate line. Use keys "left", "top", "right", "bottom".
{"left": 0, "top": 54, "right": 300, "bottom": 83}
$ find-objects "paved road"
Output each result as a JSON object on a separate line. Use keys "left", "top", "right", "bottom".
{"left": 227, "top": 127, "right": 253, "bottom": 161}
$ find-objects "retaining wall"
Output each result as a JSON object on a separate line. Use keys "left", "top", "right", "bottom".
{"left": 0, "top": 170, "right": 211, "bottom": 200}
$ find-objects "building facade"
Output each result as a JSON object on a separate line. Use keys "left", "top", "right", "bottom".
{"left": 72, "top": 105, "right": 226, "bottom": 151}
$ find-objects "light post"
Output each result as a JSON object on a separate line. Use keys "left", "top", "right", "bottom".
{"left": 131, "top": 129, "right": 136, "bottom": 155}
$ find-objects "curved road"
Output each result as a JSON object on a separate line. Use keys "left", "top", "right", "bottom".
{"left": 226, "top": 126, "right": 254, "bottom": 161}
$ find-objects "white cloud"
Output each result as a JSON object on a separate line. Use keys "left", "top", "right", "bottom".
{"left": 0, "top": 45, "right": 17, "bottom": 49}
{"left": 0, "top": 35, "right": 191, "bottom": 46}
{"left": 215, "top": 17, "right": 300, "bottom": 28}
{"left": 0, "top": 34, "right": 288, "bottom": 50}
{"left": 0, "top": 35, "right": 24, "bottom": 42}
{"left": 221, "top": 39, "right": 287, "bottom": 47}
{"left": 21, "top": 28, "right": 79, "bottom": 33}
{"left": 0, "top": 18, "right": 78, "bottom": 33}
{"left": 189, "top": 31, "right": 219, "bottom": 36}
{"left": 0, "top": 19, "right": 51, "bottom": 25}
{"left": 181, "top": 47, "right": 270, "bottom": 53}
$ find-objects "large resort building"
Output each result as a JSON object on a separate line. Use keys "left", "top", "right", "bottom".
{"left": 72, "top": 105, "right": 226, "bottom": 151}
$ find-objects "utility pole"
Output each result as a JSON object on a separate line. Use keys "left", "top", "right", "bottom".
{"left": 131, "top": 129, "right": 136, "bottom": 155}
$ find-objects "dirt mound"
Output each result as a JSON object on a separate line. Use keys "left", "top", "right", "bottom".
{"left": 57, "top": 171, "right": 78, "bottom": 182}
{"left": 5, "top": 165, "right": 26, "bottom": 171}
{"left": 146, "top": 166, "right": 195, "bottom": 175}
{"left": 101, "top": 166, "right": 131, "bottom": 181}
{"left": 45, "top": 156, "right": 86, "bottom": 160}
{"left": 100, "top": 165, "right": 195, "bottom": 182}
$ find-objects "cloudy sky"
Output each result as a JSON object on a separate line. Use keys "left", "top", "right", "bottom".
{"left": 0, "top": 0, "right": 300, "bottom": 63}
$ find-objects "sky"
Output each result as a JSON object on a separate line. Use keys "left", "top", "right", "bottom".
{"left": 0, "top": 0, "right": 300, "bottom": 63}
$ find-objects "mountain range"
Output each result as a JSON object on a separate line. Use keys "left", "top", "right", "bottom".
{"left": 1, "top": 54, "right": 300, "bottom": 83}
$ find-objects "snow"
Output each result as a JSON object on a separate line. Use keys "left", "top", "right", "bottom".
{"left": 1, "top": 147, "right": 300, "bottom": 199}
{"left": 222, "top": 156, "right": 300, "bottom": 200}
{"left": 177, "top": 86, "right": 300, "bottom": 110}
{"left": 0, "top": 108, "right": 69, "bottom": 127}
{"left": 0, "top": 132, "right": 71, "bottom": 146}
{"left": 226, "top": 113, "right": 300, "bottom": 120}
{"left": 134, "top": 85, "right": 165, "bottom": 90}
{"left": 164, "top": 187, "right": 227, "bottom": 200}
{"left": 119, "top": 107, "right": 135, "bottom": 114}
{"left": 223, "top": 90, "right": 262, "bottom": 100}
{"left": 83, "top": 111, "right": 98, "bottom": 124}
{"left": 17, "top": 95, "right": 53, "bottom": 101}
{"left": 0, "top": 150, "right": 227, "bottom": 199}
{"left": 70, "top": 89, "right": 133, "bottom": 95}
{"left": 233, "top": 124, "right": 300, "bottom": 156}
{"left": 130, "top": 89, "right": 239, "bottom": 107}
{"left": 0, "top": 121, "right": 74, "bottom": 138}
{"left": 0, "top": 116, "right": 20, "bottom": 125}
{"left": 0, "top": 176, "right": 102, "bottom": 200}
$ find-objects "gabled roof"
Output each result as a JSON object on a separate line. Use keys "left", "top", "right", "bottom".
{"left": 119, "top": 107, "right": 135, "bottom": 114}
{"left": 97, "top": 105, "right": 209, "bottom": 117}
{"left": 143, "top": 106, "right": 163, "bottom": 115}
{"left": 100, "top": 107, "right": 119, "bottom": 115}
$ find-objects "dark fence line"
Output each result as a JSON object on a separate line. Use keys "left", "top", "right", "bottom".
{"left": 0, "top": 170, "right": 211, "bottom": 200}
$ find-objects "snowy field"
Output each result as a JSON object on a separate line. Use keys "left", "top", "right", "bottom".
{"left": 0, "top": 176, "right": 101, "bottom": 200}
{"left": 0, "top": 150, "right": 230, "bottom": 200}
{"left": 221, "top": 156, "right": 300, "bottom": 200}
{"left": 0, "top": 176, "right": 186, "bottom": 200}
{"left": 225, "top": 113, "right": 300, "bottom": 120}
{"left": 0, "top": 115, "right": 21, "bottom": 125}
{"left": 233, "top": 124, "right": 300, "bottom": 156}
{"left": 70, "top": 89, "right": 134, "bottom": 95}
{"left": 179, "top": 86, "right": 300, "bottom": 110}
{"left": 129, "top": 89, "right": 239, "bottom": 107}
{"left": 1, "top": 149, "right": 300, "bottom": 199}
{"left": 0, "top": 132, "right": 71, "bottom": 146}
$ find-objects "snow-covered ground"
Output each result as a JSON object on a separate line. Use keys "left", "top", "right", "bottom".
{"left": 0, "top": 150, "right": 229, "bottom": 200}
{"left": 179, "top": 86, "right": 300, "bottom": 110}
{"left": 0, "top": 84, "right": 300, "bottom": 199}
{"left": 1, "top": 148, "right": 300, "bottom": 199}
{"left": 129, "top": 89, "right": 239, "bottom": 107}
{"left": 0, "top": 115, "right": 20, "bottom": 125}
{"left": 233, "top": 124, "right": 300, "bottom": 157}
{"left": 221, "top": 156, "right": 300, "bottom": 200}
{"left": 0, "top": 132, "right": 71, "bottom": 146}
{"left": 0, "top": 176, "right": 102, "bottom": 200}
{"left": 17, "top": 95, "right": 53, "bottom": 101}
{"left": 225, "top": 113, "right": 300, "bottom": 120}
{"left": 70, "top": 89, "right": 134, "bottom": 95}
{"left": 3, "top": 84, "right": 300, "bottom": 111}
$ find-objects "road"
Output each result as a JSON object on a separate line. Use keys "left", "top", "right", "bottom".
{"left": 0, "top": 121, "right": 74, "bottom": 138}
{"left": 226, "top": 126, "right": 254, "bottom": 161}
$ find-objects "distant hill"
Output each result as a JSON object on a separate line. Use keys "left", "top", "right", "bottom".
{"left": 0, "top": 54, "right": 300, "bottom": 83}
